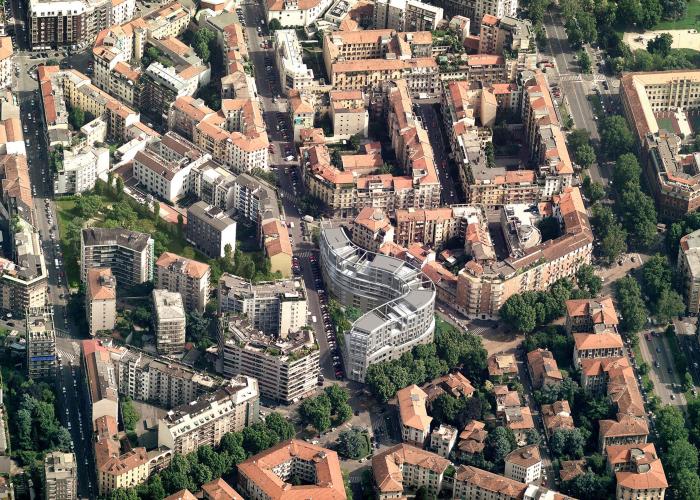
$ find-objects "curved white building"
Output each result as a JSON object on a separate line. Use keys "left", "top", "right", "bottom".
{"left": 320, "top": 226, "right": 435, "bottom": 382}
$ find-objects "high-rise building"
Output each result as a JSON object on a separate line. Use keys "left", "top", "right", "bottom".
{"left": 157, "top": 376, "right": 259, "bottom": 456}
{"left": 186, "top": 202, "right": 237, "bottom": 258}
{"left": 152, "top": 290, "right": 186, "bottom": 355}
{"left": 44, "top": 452, "right": 77, "bottom": 500}
{"left": 155, "top": 252, "right": 211, "bottom": 313}
{"left": 26, "top": 306, "right": 56, "bottom": 379}
{"left": 218, "top": 274, "right": 307, "bottom": 336}
{"left": 80, "top": 228, "right": 154, "bottom": 287}
{"left": 86, "top": 267, "right": 117, "bottom": 336}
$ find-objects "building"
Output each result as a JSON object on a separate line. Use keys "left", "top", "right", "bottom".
{"left": 86, "top": 267, "right": 117, "bottom": 336}
{"left": 505, "top": 406, "right": 535, "bottom": 445}
{"left": 155, "top": 252, "right": 210, "bottom": 313}
{"left": 157, "top": 376, "right": 259, "bottom": 456}
{"left": 504, "top": 445, "right": 542, "bottom": 483}
{"left": 201, "top": 478, "right": 243, "bottom": 500}
{"left": 579, "top": 356, "right": 645, "bottom": 418}
{"left": 541, "top": 400, "right": 575, "bottom": 439}
{"left": 26, "top": 306, "right": 56, "bottom": 379}
{"left": 54, "top": 145, "right": 109, "bottom": 195}
{"left": 186, "top": 201, "right": 237, "bottom": 258}
{"left": 607, "top": 443, "right": 668, "bottom": 500}
{"left": 457, "top": 420, "right": 487, "bottom": 458}
{"left": 218, "top": 274, "right": 307, "bottom": 337}
{"left": 422, "top": 371, "right": 475, "bottom": 407}
{"left": 373, "top": 443, "right": 450, "bottom": 499}
{"left": 0, "top": 38, "right": 12, "bottom": 88}
{"left": 620, "top": 71, "right": 700, "bottom": 218}
{"left": 373, "top": 0, "right": 443, "bottom": 31}
{"left": 232, "top": 173, "right": 281, "bottom": 227}
{"left": 397, "top": 384, "right": 432, "bottom": 447}
{"left": 573, "top": 332, "right": 624, "bottom": 368}
{"left": 81, "top": 339, "right": 119, "bottom": 424}
{"left": 487, "top": 353, "right": 518, "bottom": 380}
{"left": 238, "top": 440, "right": 346, "bottom": 499}
{"left": 351, "top": 207, "right": 394, "bottom": 252}
{"left": 565, "top": 297, "right": 619, "bottom": 334}
{"left": 94, "top": 415, "right": 149, "bottom": 495}
{"left": 599, "top": 415, "right": 649, "bottom": 453}
{"left": 430, "top": 424, "right": 458, "bottom": 458}
{"left": 44, "top": 452, "right": 77, "bottom": 500}
{"left": 261, "top": 219, "right": 293, "bottom": 278}
{"left": 152, "top": 289, "right": 186, "bottom": 354}
{"left": 453, "top": 465, "right": 528, "bottom": 500}
{"left": 187, "top": 159, "right": 237, "bottom": 211}
{"left": 526, "top": 348, "right": 563, "bottom": 388}
{"left": 110, "top": 345, "right": 222, "bottom": 407}
{"left": 330, "top": 90, "right": 369, "bottom": 139}
{"left": 274, "top": 30, "right": 314, "bottom": 95}
{"left": 395, "top": 208, "right": 457, "bottom": 248}
{"left": 678, "top": 228, "right": 700, "bottom": 314}
{"left": 319, "top": 226, "right": 435, "bottom": 382}
{"left": 264, "top": 0, "right": 334, "bottom": 27}
{"left": 218, "top": 314, "right": 319, "bottom": 404}
{"left": 80, "top": 228, "right": 154, "bottom": 287}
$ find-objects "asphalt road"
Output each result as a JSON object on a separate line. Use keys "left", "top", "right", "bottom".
{"left": 639, "top": 328, "right": 686, "bottom": 408}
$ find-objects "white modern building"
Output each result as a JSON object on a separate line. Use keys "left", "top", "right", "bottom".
{"left": 504, "top": 445, "right": 542, "bottom": 483}
{"left": 54, "top": 145, "right": 110, "bottom": 195}
{"left": 274, "top": 30, "right": 315, "bottom": 95}
{"left": 44, "top": 452, "right": 78, "bottom": 500}
{"left": 264, "top": 0, "right": 335, "bottom": 27}
{"left": 319, "top": 226, "right": 436, "bottom": 382}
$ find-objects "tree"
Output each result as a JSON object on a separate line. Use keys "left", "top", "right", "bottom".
{"left": 600, "top": 116, "right": 634, "bottom": 160}
{"left": 485, "top": 427, "right": 516, "bottom": 465}
{"left": 337, "top": 429, "right": 370, "bottom": 459}
{"left": 324, "top": 385, "right": 349, "bottom": 410}
{"left": 600, "top": 224, "right": 628, "bottom": 265}
{"left": 550, "top": 428, "right": 587, "bottom": 459}
{"left": 665, "top": 439, "right": 699, "bottom": 477}
{"left": 186, "top": 310, "right": 211, "bottom": 349}
{"left": 69, "top": 107, "right": 85, "bottom": 129}
{"left": 655, "top": 288, "right": 685, "bottom": 324}
{"left": 614, "top": 153, "right": 642, "bottom": 190}
{"left": 75, "top": 195, "right": 103, "bottom": 219}
{"left": 582, "top": 176, "right": 605, "bottom": 203}
{"left": 577, "top": 50, "right": 591, "bottom": 73}
{"left": 563, "top": 472, "right": 613, "bottom": 499}
{"left": 656, "top": 405, "right": 688, "bottom": 444}
{"left": 152, "top": 201, "right": 160, "bottom": 222}
{"left": 268, "top": 18, "right": 282, "bottom": 31}
{"left": 675, "top": 469, "right": 700, "bottom": 500}
{"left": 500, "top": 294, "right": 537, "bottom": 333}
{"left": 525, "top": 428, "right": 541, "bottom": 446}
{"left": 615, "top": 276, "right": 648, "bottom": 334}
{"left": 193, "top": 28, "right": 215, "bottom": 63}
{"left": 415, "top": 486, "right": 436, "bottom": 500}
{"left": 568, "top": 129, "right": 591, "bottom": 152}
{"left": 639, "top": 0, "right": 663, "bottom": 28}
{"left": 485, "top": 142, "right": 495, "bottom": 167}
{"left": 299, "top": 395, "right": 332, "bottom": 432}
{"left": 121, "top": 397, "right": 140, "bottom": 432}
{"left": 432, "top": 394, "right": 466, "bottom": 426}
{"left": 115, "top": 176, "right": 124, "bottom": 199}
{"left": 684, "top": 371, "right": 695, "bottom": 392}
{"left": 662, "top": 0, "right": 687, "bottom": 20}
{"left": 647, "top": 33, "right": 673, "bottom": 58}
{"left": 576, "top": 265, "right": 602, "bottom": 296}
{"left": 264, "top": 412, "right": 295, "bottom": 440}
{"left": 575, "top": 144, "right": 596, "bottom": 169}
{"left": 161, "top": 455, "right": 194, "bottom": 493}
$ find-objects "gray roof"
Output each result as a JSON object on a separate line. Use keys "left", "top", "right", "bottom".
{"left": 371, "top": 254, "right": 404, "bottom": 273}
{"left": 353, "top": 311, "right": 386, "bottom": 333}
{"left": 188, "top": 201, "right": 236, "bottom": 231}
{"left": 324, "top": 227, "right": 350, "bottom": 250}
{"left": 81, "top": 227, "right": 152, "bottom": 251}
{"left": 403, "top": 289, "right": 434, "bottom": 311}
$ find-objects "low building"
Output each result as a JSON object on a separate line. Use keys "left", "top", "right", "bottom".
{"left": 44, "top": 452, "right": 77, "bottom": 500}
{"left": 373, "top": 443, "right": 450, "bottom": 499}
{"left": 607, "top": 443, "right": 668, "bottom": 500}
{"left": 527, "top": 349, "right": 563, "bottom": 388}
{"left": 157, "top": 376, "right": 259, "bottom": 456}
{"left": 26, "top": 306, "right": 56, "bottom": 379}
{"left": 422, "top": 371, "right": 475, "bottom": 407}
{"left": 94, "top": 415, "right": 149, "bottom": 495}
{"left": 678, "top": 229, "right": 700, "bottom": 314}
{"left": 261, "top": 219, "right": 293, "bottom": 278}
{"left": 453, "top": 465, "right": 528, "bottom": 500}
{"left": 186, "top": 201, "right": 237, "bottom": 258}
{"left": 0, "top": 37, "right": 12, "bottom": 88}
{"left": 430, "top": 424, "right": 458, "bottom": 458}
{"left": 573, "top": 332, "right": 624, "bottom": 368}
{"left": 152, "top": 289, "right": 186, "bottom": 355}
{"left": 201, "top": 478, "right": 243, "bottom": 500}
{"left": 238, "top": 440, "right": 346, "bottom": 499}
{"left": 505, "top": 406, "right": 535, "bottom": 445}
{"left": 565, "top": 297, "right": 619, "bottom": 334}
{"left": 264, "top": 0, "right": 334, "bottom": 27}
{"left": 351, "top": 207, "right": 394, "bottom": 252}
{"left": 541, "top": 400, "right": 575, "bottom": 439}
{"left": 487, "top": 353, "right": 518, "bottom": 381}
{"left": 599, "top": 415, "right": 649, "bottom": 453}
{"left": 397, "top": 384, "right": 432, "bottom": 448}
{"left": 504, "top": 445, "right": 542, "bottom": 483}
{"left": 86, "top": 268, "right": 117, "bottom": 336}
{"left": 80, "top": 228, "right": 154, "bottom": 287}
{"left": 81, "top": 339, "right": 118, "bottom": 425}
{"left": 155, "top": 252, "right": 210, "bottom": 313}
{"left": 457, "top": 420, "right": 487, "bottom": 458}
{"left": 218, "top": 314, "right": 319, "bottom": 404}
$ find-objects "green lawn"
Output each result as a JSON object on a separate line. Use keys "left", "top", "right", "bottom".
{"left": 55, "top": 199, "right": 81, "bottom": 288}
{"left": 656, "top": 117, "right": 674, "bottom": 133}
{"left": 654, "top": 1, "right": 700, "bottom": 29}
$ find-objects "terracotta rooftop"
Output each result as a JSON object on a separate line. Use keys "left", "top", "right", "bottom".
{"left": 156, "top": 251, "right": 210, "bottom": 279}
{"left": 373, "top": 444, "right": 450, "bottom": 494}
{"left": 566, "top": 297, "right": 618, "bottom": 325}
{"left": 396, "top": 384, "right": 432, "bottom": 431}
{"left": 454, "top": 465, "right": 527, "bottom": 497}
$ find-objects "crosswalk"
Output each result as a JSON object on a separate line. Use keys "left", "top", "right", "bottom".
{"left": 57, "top": 347, "right": 77, "bottom": 365}
{"left": 558, "top": 73, "right": 582, "bottom": 82}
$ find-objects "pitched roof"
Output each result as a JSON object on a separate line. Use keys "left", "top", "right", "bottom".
{"left": 454, "top": 465, "right": 527, "bottom": 497}
{"left": 566, "top": 297, "right": 618, "bottom": 325}
{"left": 574, "top": 332, "right": 624, "bottom": 351}
{"left": 599, "top": 415, "right": 649, "bottom": 439}
{"left": 201, "top": 478, "right": 243, "bottom": 500}
{"left": 396, "top": 384, "right": 432, "bottom": 431}
{"left": 373, "top": 444, "right": 450, "bottom": 494}
{"left": 527, "top": 348, "right": 563, "bottom": 386}
{"left": 165, "top": 491, "right": 198, "bottom": 500}
{"left": 156, "top": 251, "right": 210, "bottom": 279}
{"left": 505, "top": 445, "right": 541, "bottom": 468}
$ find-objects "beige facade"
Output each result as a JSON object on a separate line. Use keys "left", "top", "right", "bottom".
{"left": 155, "top": 252, "right": 210, "bottom": 313}
{"left": 152, "top": 289, "right": 186, "bottom": 355}
{"left": 678, "top": 229, "right": 700, "bottom": 314}
{"left": 86, "top": 268, "right": 117, "bottom": 336}
{"left": 373, "top": 444, "right": 450, "bottom": 499}
{"left": 44, "top": 452, "right": 78, "bottom": 500}
{"left": 397, "top": 385, "right": 432, "bottom": 447}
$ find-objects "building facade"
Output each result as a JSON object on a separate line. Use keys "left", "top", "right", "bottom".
{"left": 86, "top": 267, "right": 117, "bottom": 336}
{"left": 26, "top": 306, "right": 57, "bottom": 379}
{"left": 80, "top": 228, "right": 154, "bottom": 287}
{"left": 186, "top": 201, "right": 237, "bottom": 258}
{"left": 152, "top": 289, "right": 186, "bottom": 355}
{"left": 44, "top": 452, "right": 78, "bottom": 500}
{"left": 155, "top": 252, "right": 210, "bottom": 313}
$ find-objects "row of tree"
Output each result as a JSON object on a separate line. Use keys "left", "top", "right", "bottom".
{"left": 364, "top": 318, "right": 487, "bottom": 403}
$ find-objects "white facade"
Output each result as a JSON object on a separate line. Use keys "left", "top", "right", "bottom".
{"left": 54, "top": 145, "right": 109, "bottom": 195}
{"left": 265, "top": 0, "right": 334, "bottom": 27}
{"left": 274, "top": 30, "right": 315, "bottom": 95}
{"left": 153, "top": 289, "right": 186, "bottom": 355}
{"left": 0, "top": 37, "right": 13, "bottom": 88}
{"left": 473, "top": 0, "right": 518, "bottom": 29}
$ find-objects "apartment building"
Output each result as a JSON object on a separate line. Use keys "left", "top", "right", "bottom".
{"left": 238, "top": 440, "right": 346, "bottom": 500}
{"left": 81, "top": 339, "right": 119, "bottom": 425}
{"left": 157, "top": 376, "right": 259, "bottom": 456}
{"left": 218, "top": 273, "right": 307, "bottom": 336}
{"left": 457, "top": 420, "right": 487, "bottom": 458}
{"left": 453, "top": 465, "right": 527, "bottom": 499}
{"left": 110, "top": 345, "right": 221, "bottom": 407}
{"left": 395, "top": 208, "right": 457, "bottom": 248}
{"left": 155, "top": 252, "right": 210, "bottom": 313}
{"left": 565, "top": 297, "right": 619, "bottom": 334}
{"left": 677, "top": 228, "right": 700, "bottom": 314}
{"left": 274, "top": 30, "right": 314, "bottom": 95}
{"left": 541, "top": 401, "right": 575, "bottom": 439}
{"left": 26, "top": 306, "right": 56, "bottom": 379}
{"left": 94, "top": 415, "right": 149, "bottom": 495}
{"left": 599, "top": 415, "right": 649, "bottom": 453}
{"left": 351, "top": 207, "right": 394, "bottom": 252}
{"left": 372, "top": 444, "right": 450, "bottom": 499}
{"left": 187, "top": 159, "right": 237, "bottom": 211}
{"left": 167, "top": 96, "right": 216, "bottom": 140}
{"left": 397, "top": 385, "right": 432, "bottom": 447}
{"left": 44, "top": 452, "right": 77, "bottom": 500}
{"left": 504, "top": 445, "right": 542, "bottom": 483}
{"left": 218, "top": 314, "right": 319, "bottom": 403}
{"left": 323, "top": 31, "right": 438, "bottom": 95}
{"left": 86, "top": 267, "right": 117, "bottom": 336}
{"left": 232, "top": 173, "right": 280, "bottom": 227}
{"left": 373, "top": 0, "right": 443, "bottom": 31}
{"left": 133, "top": 132, "right": 210, "bottom": 203}
{"left": 573, "top": 332, "right": 624, "bottom": 368}
{"left": 0, "top": 38, "right": 12, "bottom": 88}
{"left": 430, "top": 424, "right": 458, "bottom": 458}
{"left": 526, "top": 348, "right": 563, "bottom": 388}
{"left": 607, "top": 443, "right": 668, "bottom": 500}
{"left": 329, "top": 90, "right": 369, "bottom": 139}
{"left": 264, "top": 0, "right": 334, "bottom": 27}
{"left": 319, "top": 227, "right": 435, "bottom": 382}
{"left": 80, "top": 227, "right": 154, "bottom": 287}
{"left": 620, "top": 71, "right": 700, "bottom": 218}
{"left": 153, "top": 289, "right": 186, "bottom": 355}
{"left": 54, "top": 144, "right": 110, "bottom": 195}
{"left": 186, "top": 201, "right": 237, "bottom": 258}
